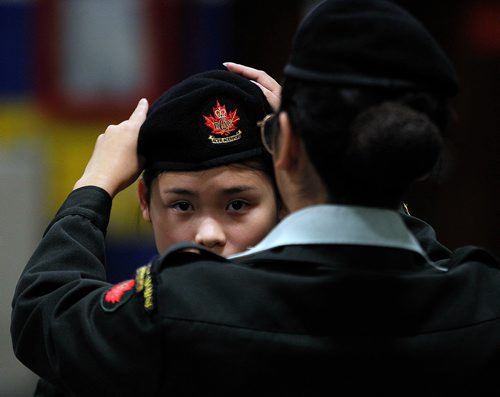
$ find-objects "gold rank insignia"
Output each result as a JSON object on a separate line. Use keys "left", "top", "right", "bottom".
{"left": 135, "top": 264, "right": 155, "bottom": 312}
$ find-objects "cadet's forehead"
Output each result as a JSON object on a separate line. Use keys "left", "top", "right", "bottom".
{"left": 153, "top": 165, "right": 273, "bottom": 195}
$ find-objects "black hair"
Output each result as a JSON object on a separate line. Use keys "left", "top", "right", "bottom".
{"left": 280, "top": 77, "right": 451, "bottom": 208}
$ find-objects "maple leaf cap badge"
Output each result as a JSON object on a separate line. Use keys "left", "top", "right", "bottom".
{"left": 203, "top": 100, "right": 243, "bottom": 144}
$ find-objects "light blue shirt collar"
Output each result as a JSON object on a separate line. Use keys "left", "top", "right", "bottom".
{"left": 230, "top": 204, "right": 446, "bottom": 272}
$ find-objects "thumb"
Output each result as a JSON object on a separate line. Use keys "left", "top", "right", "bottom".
{"left": 129, "top": 98, "right": 149, "bottom": 124}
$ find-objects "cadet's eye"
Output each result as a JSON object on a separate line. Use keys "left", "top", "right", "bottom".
{"left": 227, "top": 200, "right": 248, "bottom": 211}
{"left": 171, "top": 201, "right": 193, "bottom": 212}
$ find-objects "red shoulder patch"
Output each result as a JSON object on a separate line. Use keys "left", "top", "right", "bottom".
{"left": 101, "top": 279, "right": 135, "bottom": 312}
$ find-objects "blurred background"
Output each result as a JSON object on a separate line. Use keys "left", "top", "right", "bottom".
{"left": 0, "top": 0, "right": 498, "bottom": 395}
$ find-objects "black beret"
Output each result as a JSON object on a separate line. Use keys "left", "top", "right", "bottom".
{"left": 284, "top": 0, "right": 459, "bottom": 95}
{"left": 138, "top": 70, "right": 272, "bottom": 171}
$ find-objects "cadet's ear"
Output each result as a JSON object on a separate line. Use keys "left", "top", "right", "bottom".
{"left": 274, "top": 112, "right": 301, "bottom": 172}
{"left": 137, "top": 178, "right": 151, "bottom": 222}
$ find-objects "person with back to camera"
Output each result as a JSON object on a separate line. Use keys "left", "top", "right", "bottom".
{"left": 11, "top": 0, "right": 500, "bottom": 395}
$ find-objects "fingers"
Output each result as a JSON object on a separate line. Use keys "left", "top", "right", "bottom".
{"left": 129, "top": 98, "right": 149, "bottom": 124}
{"left": 74, "top": 98, "right": 149, "bottom": 197}
{"left": 115, "top": 98, "right": 149, "bottom": 130}
{"left": 251, "top": 80, "right": 272, "bottom": 96}
{"left": 224, "top": 62, "right": 280, "bottom": 92}
{"left": 224, "top": 62, "right": 282, "bottom": 112}
{"left": 251, "top": 80, "right": 280, "bottom": 112}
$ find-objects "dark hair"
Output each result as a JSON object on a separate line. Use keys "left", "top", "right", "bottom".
{"left": 280, "top": 78, "right": 450, "bottom": 208}
{"left": 141, "top": 155, "right": 281, "bottom": 207}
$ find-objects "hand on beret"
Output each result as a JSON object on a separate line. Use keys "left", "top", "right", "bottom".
{"left": 224, "top": 62, "right": 281, "bottom": 112}
{"left": 74, "top": 98, "right": 149, "bottom": 198}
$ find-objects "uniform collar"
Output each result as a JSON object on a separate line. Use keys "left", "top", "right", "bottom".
{"left": 230, "top": 204, "right": 446, "bottom": 272}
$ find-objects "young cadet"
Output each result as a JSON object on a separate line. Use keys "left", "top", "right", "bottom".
{"left": 136, "top": 70, "right": 283, "bottom": 257}
{"left": 29, "top": 69, "right": 283, "bottom": 396}
{"left": 11, "top": 0, "right": 500, "bottom": 395}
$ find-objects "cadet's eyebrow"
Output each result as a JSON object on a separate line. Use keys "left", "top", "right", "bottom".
{"left": 162, "top": 188, "right": 198, "bottom": 197}
{"left": 162, "top": 185, "right": 256, "bottom": 197}
{"left": 221, "top": 185, "right": 256, "bottom": 195}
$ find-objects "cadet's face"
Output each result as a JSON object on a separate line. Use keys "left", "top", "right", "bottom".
{"left": 140, "top": 165, "right": 279, "bottom": 256}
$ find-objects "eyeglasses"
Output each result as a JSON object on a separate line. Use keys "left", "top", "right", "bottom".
{"left": 257, "top": 113, "right": 279, "bottom": 154}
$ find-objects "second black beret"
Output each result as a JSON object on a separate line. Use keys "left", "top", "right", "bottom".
{"left": 284, "top": 0, "right": 458, "bottom": 95}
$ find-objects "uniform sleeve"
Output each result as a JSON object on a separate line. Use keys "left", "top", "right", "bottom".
{"left": 11, "top": 187, "right": 163, "bottom": 395}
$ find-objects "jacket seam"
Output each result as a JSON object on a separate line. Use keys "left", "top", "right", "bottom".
{"left": 160, "top": 314, "right": 500, "bottom": 337}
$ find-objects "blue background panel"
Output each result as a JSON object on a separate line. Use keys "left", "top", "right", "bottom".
{"left": 0, "top": 3, "right": 34, "bottom": 95}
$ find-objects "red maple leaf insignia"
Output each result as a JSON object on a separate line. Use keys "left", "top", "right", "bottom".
{"left": 203, "top": 101, "right": 240, "bottom": 136}
{"left": 105, "top": 279, "right": 135, "bottom": 304}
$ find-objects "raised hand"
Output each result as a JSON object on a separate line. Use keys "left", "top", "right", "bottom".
{"left": 74, "top": 98, "right": 149, "bottom": 198}
{"left": 224, "top": 62, "right": 281, "bottom": 112}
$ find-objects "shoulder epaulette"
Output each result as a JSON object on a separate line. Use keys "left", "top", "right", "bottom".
{"left": 137, "top": 242, "right": 228, "bottom": 313}
{"left": 152, "top": 241, "right": 228, "bottom": 272}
